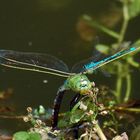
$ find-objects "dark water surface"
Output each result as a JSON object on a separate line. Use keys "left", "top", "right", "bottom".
{"left": 0, "top": 0, "right": 140, "bottom": 134}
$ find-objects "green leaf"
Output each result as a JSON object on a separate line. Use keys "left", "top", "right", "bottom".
{"left": 13, "top": 131, "right": 41, "bottom": 140}
{"left": 29, "top": 132, "right": 41, "bottom": 140}
{"left": 95, "top": 44, "right": 110, "bottom": 55}
{"left": 58, "top": 119, "right": 69, "bottom": 128}
{"left": 128, "top": 0, "right": 140, "bottom": 19}
{"left": 57, "top": 112, "right": 71, "bottom": 128}
{"left": 13, "top": 131, "right": 30, "bottom": 140}
{"left": 70, "top": 110, "right": 85, "bottom": 123}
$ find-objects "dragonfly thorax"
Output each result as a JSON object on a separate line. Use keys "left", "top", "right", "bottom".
{"left": 64, "top": 74, "right": 93, "bottom": 94}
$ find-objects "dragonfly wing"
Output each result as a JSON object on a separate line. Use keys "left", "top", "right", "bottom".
{"left": 71, "top": 57, "right": 94, "bottom": 73}
{"left": 0, "top": 50, "right": 71, "bottom": 77}
{"left": 71, "top": 50, "right": 106, "bottom": 73}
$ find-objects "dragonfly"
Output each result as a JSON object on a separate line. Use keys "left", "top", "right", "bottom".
{"left": 0, "top": 45, "right": 139, "bottom": 128}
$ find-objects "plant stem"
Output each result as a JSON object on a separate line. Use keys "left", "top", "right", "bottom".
{"left": 124, "top": 73, "right": 131, "bottom": 102}
{"left": 115, "top": 1, "right": 130, "bottom": 103}
{"left": 82, "top": 15, "right": 120, "bottom": 39}
{"left": 114, "top": 106, "right": 140, "bottom": 112}
{"left": 94, "top": 122, "right": 107, "bottom": 140}
{"left": 115, "top": 63, "right": 123, "bottom": 103}
{"left": 118, "top": 1, "right": 129, "bottom": 45}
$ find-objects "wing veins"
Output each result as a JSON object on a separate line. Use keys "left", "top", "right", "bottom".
{"left": 0, "top": 56, "right": 75, "bottom": 77}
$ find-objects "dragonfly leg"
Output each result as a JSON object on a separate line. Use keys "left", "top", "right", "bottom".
{"left": 70, "top": 93, "right": 82, "bottom": 110}
{"left": 52, "top": 85, "right": 66, "bottom": 129}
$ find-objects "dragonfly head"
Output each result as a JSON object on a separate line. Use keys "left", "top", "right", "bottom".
{"left": 65, "top": 74, "right": 94, "bottom": 94}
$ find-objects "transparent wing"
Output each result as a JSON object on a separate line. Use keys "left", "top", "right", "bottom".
{"left": 71, "top": 57, "right": 98, "bottom": 73}
{"left": 0, "top": 50, "right": 74, "bottom": 77}
{"left": 71, "top": 50, "right": 106, "bottom": 73}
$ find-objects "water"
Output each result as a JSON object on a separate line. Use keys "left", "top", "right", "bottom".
{"left": 0, "top": 0, "right": 140, "bottom": 135}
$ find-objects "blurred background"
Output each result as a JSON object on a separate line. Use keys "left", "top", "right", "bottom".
{"left": 0, "top": 0, "right": 140, "bottom": 134}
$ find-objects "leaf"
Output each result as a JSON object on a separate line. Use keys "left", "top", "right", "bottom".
{"left": 29, "top": 133, "right": 41, "bottom": 140}
{"left": 95, "top": 44, "right": 110, "bottom": 55}
{"left": 13, "top": 131, "right": 30, "bottom": 140}
{"left": 70, "top": 110, "right": 85, "bottom": 123}
{"left": 58, "top": 119, "right": 69, "bottom": 128}
{"left": 13, "top": 131, "right": 41, "bottom": 140}
{"left": 57, "top": 112, "right": 71, "bottom": 128}
{"left": 128, "top": 0, "right": 140, "bottom": 19}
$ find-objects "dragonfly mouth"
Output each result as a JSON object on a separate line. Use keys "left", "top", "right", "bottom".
{"left": 80, "top": 89, "right": 93, "bottom": 95}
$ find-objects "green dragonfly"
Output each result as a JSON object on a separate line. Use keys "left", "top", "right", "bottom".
{"left": 0, "top": 45, "right": 139, "bottom": 128}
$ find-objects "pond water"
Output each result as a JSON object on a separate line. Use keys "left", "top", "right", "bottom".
{"left": 0, "top": 0, "right": 140, "bottom": 136}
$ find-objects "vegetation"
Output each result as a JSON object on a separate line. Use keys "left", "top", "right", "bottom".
{"left": 1, "top": 0, "right": 140, "bottom": 140}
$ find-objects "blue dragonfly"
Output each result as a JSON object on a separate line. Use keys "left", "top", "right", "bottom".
{"left": 0, "top": 45, "right": 139, "bottom": 128}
